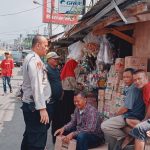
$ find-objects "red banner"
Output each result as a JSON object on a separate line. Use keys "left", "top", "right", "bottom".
{"left": 43, "top": 0, "right": 78, "bottom": 25}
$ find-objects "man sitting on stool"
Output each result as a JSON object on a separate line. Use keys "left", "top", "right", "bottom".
{"left": 54, "top": 91, "right": 105, "bottom": 150}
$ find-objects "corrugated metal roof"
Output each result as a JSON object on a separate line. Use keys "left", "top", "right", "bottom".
{"left": 81, "top": 0, "right": 141, "bottom": 21}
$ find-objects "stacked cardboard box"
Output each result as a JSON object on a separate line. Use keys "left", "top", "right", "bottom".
{"left": 115, "top": 58, "right": 125, "bottom": 73}
{"left": 125, "top": 56, "right": 147, "bottom": 71}
{"left": 98, "top": 89, "right": 105, "bottom": 114}
{"left": 98, "top": 60, "right": 125, "bottom": 119}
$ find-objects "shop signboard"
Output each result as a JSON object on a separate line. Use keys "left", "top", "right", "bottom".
{"left": 43, "top": 0, "right": 79, "bottom": 25}
{"left": 58, "top": 0, "right": 84, "bottom": 14}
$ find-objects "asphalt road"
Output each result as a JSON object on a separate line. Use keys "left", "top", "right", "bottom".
{"left": 0, "top": 68, "right": 54, "bottom": 150}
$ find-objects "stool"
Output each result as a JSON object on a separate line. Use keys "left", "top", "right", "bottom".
{"left": 55, "top": 136, "right": 108, "bottom": 150}
{"left": 54, "top": 136, "right": 76, "bottom": 150}
{"left": 145, "top": 138, "right": 150, "bottom": 150}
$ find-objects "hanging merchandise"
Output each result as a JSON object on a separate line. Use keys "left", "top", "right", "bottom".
{"left": 97, "top": 35, "right": 113, "bottom": 64}
{"left": 67, "top": 41, "right": 84, "bottom": 61}
{"left": 83, "top": 32, "right": 100, "bottom": 55}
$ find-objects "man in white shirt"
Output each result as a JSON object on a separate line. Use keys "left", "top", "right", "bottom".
{"left": 21, "top": 35, "right": 52, "bottom": 150}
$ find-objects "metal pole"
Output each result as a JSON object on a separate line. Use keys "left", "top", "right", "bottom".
{"left": 48, "top": 22, "right": 52, "bottom": 37}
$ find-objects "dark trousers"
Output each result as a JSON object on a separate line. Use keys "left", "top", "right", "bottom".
{"left": 61, "top": 90, "right": 75, "bottom": 125}
{"left": 2, "top": 76, "right": 12, "bottom": 93}
{"left": 76, "top": 132, "right": 104, "bottom": 150}
{"left": 21, "top": 102, "right": 54, "bottom": 150}
{"left": 51, "top": 101, "right": 63, "bottom": 143}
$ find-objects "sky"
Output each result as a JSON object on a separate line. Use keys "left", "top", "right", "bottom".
{"left": 0, "top": 0, "right": 64, "bottom": 44}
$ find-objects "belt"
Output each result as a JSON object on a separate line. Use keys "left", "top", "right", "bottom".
{"left": 46, "top": 98, "right": 54, "bottom": 104}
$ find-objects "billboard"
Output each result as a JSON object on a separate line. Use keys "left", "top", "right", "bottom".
{"left": 43, "top": 0, "right": 79, "bottom": 25}
{"left": 58, "top": 0, "right": 84, "bottom": 14}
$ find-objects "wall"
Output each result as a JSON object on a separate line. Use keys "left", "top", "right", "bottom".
{"left": 133, "top": 21, "right": 150, "bottom": 56}
{"left": 133, "top": 21, "right": 150, "bottom": 71}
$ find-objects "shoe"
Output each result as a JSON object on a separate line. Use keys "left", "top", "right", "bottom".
{"left": 10, "top": 90, "right": 13, "bottom": 93}
{"left": 2, "top": 92, "right": 7, "bottom": 96}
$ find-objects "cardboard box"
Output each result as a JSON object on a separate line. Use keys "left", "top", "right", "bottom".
{"left": 98, "top": 100, "right": 104, "bottom": 113}
{"left": 115, "top": 58, "right": 125, "bottom": 72}
{"left": 125, "top": 56, "right": 148, "bottom": 71}
{"left": 98, "top": 89, "right": 105, "bottom": 100}
{"left": 54, "top": 136, "right": 76, "bottom": 150}
{"left": 105, "top": 88, "right": 112, "bottom": 100}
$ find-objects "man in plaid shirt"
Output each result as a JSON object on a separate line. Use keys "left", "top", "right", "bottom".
{"left": 54, "top": 91, "right": 104, "bottom": 150}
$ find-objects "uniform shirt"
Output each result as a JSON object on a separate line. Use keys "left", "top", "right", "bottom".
{"left": 46, "top": 64, "right": 62, "bottom": 101}
{"left": 64, "top": 104, "right": 104, "bottom": 138}
{"left": 143, "top": 82, "right": 150, "bottom": 107}
{"left": 22, "top": 52, "right": 51, "bottom": 110}
{"left": 1, "top": 59, "right": 14, "bottom": 77}
{"left": 123, "top": 84, "right": 145, "bottom": 121}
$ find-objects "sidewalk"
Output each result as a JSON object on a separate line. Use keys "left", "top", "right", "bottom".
{"left": 0, "top": 67, "right": 54, "bottom": 150}
{"left": 0, "top": 68, "right": 24, "bottom": 150}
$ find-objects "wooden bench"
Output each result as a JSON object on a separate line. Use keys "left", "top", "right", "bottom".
{"left": 54, "top": 136, "right": 108, "bottom": 150}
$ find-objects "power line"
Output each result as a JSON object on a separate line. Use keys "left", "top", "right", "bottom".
{"left": 0, "top": 6, "right": 41, "bottom": 17}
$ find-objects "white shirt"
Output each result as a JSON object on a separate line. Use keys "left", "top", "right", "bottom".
{"left": 22, "top": 52, "right": 51, "bottom": 110}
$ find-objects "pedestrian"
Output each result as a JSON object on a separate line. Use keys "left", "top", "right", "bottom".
{"left": 46, "top": 51, "right": 63, "bottom": 143}
{"left": 60, "top": 58, "right": 82, "bottom": 126}
{"left": 1, "top": 52, "right": 14, "bottom": 95}
{"left": 129, "top": 69, "right": 150, "bottom": 150}
{"left": 21, "top": 35, "right": 52, "bottom": 150}
{"left": 54, "top": 91, "right": 105, "bottom": 150}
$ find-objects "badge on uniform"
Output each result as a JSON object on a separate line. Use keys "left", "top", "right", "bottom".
{"left": 36, "top": 61, "right": 43, "bottom": 69}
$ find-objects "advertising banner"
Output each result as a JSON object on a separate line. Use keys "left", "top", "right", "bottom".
{"left": 58, "top": 0, "right": 84, "bottom": 14}
{"left": 43, "top": 0, "right": 79, "bottom": 24}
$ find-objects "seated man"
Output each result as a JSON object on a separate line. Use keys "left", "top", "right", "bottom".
{"left": 54, "top": 91, "right": 105, "bottom": 150}
{"left": 101, "top": 68, "right": 145, "bottom": 149}
{"left": 129, "top": 70, "right": 150, "bottom": 150}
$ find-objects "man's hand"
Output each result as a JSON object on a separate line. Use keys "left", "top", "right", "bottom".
{"left": 62, "top": 132, "right": 74, "bottom": 143}
{"left": 146, "top": 130, "right": 150, "bottom": 137}
{"left": 54, "top": 127, "right": 65, "bottom": 136}
{"left": 39, "top": 108, "right": 49, "bottom": 124}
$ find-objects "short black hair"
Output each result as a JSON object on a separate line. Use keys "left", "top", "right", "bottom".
{"left": 124, "top": 68, "right": 135, "bottom": 75}
{"left": 133, "top": 69, "right": 147, "bottom": 76}
{"left": 4, "top": 52, "right": 9, "bottom": 55}
{"left": 74, "top": 90, "right": 87, "bottom": 98}
{"left": 32, "top": 34, "right": 44, "bottom": 48}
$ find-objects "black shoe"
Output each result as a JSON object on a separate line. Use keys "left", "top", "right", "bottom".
{"left": 10, "top": 90, "right": 13, "bottom": 93}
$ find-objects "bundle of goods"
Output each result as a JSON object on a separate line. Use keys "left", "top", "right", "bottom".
{"left": 83, "top": 32, "right": 100, "bottom": 55}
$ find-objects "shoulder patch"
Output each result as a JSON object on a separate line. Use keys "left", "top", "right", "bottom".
{"left": 36, "top": 61, "right": 43, "bottom": 69}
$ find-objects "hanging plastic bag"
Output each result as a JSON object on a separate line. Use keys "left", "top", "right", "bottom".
{"left": 67, "top": 41, "right": 84, "bottom": 61}
{"left": 97, "top": 35, "right": 113, "bottom": 64}
{"left": 83, "top": 32, "right": 100, "bottom": 54}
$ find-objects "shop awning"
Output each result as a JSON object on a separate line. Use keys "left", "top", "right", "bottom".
{"left": 50, "top": 0, "right": 150, "bottom": 47}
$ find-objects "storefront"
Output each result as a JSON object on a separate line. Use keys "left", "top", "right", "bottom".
{"left": 49, "top": 0, "right": 150, "bottom": 119}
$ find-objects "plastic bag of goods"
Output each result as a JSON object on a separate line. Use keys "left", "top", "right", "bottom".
{"left": 83, "top": 32, "right": 99, "bottom": 53}
{"left": 67, "top": 41, "right": 84, "bottom": 61}
{"left": 97, "top": 35, "right": 113, "bottom": 64}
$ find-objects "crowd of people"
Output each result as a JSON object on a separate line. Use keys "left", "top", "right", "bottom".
{"left": 16, "top": 35, "right": 150, "bottom": 150}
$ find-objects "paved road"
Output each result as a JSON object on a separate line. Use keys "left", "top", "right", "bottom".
{"left": 0, "top": 68, "right": 53, "bottom": 150}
